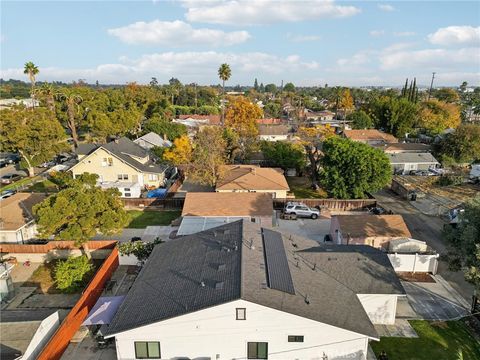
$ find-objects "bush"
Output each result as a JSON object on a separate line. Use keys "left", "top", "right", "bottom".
{"left": 118, "top": 239, "right": 163, "bottom": 262}
{"left": 436, "top": 175, "right": 464, "bottom": 186}
{"left": 54, "top": 256, "right": 93, "bottom": 293}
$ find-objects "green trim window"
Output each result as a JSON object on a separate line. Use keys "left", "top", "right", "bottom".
{"left": 247, "top": 342, "right": 268, "bottom": 359}
{"left": 288, "top": 335, "right": 304, "bottom": 342}
{"left": 134, "top": 341, "right": 160, "bottom": 359}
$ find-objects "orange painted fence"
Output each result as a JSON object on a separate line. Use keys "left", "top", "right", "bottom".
{"left": 37, "top": 247, "right": 120, "bottom": 360}
{"left": 0, "top": 240, "right": 117, "bottom": 254}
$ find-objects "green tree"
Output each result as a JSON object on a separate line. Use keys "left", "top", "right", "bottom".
{"left": 37, "top": 83, "right": 56, "bottom": 111}
{"left": 189, "top": 126, "right": 227, "bottom": 187}
{"left": 347, "top": 110, "right": 374, "bottom": 129}
{"left": 144, "top": 115, "right": 187, "bottom": 141}
{"left": 33, "top": 174, "right": 129, "bottom": 253}
{"left": 368, "top": 96, "right": 419, "bottom": 137}
{"left": 264, "top": 102, "right": 282, "bottom": 118}
{"left": 254, "top": 78, "right": 259, "bottom": 91}
{"left": 54, "top": 256, "right": 93, "bottom": 293}
{"left": 283, "top": 82, "right": 295, "bottom": 93}
{"left": 261, "top": 141, "right": 305, "bottom": 171}
{"left": 419, "top": 99, "right": 461, "bottom": 134}
{"left": 0, "top": 107, "right": 67, "bottom": 176}
{"left": 436, "top": 124, "right": 480, "bottom": 164}
{"left": 443, "top": 195, "right": 480, "bottom": 290}
{"left": 264, "top": 83, "right": 277, "bottom": 93}
{"left": 23, "top": 61, "right": 39, "bottom": 105}
{"left": 218, "top": 63, "right": 232, "bottom": 124}
{"left": 320, "top": 137, "right": 392, "bottom": 199}
{"left": 56, "top": 90, "right": 83, "bottom": 147}
{"left": 435, "top": 88, "right": 460, "bottom": 103}
{"left": 117, "top": 239, "right": 163, "bottom": 262}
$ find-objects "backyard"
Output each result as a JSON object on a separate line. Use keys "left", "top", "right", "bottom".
{"left": 126, "top": 210, "right": 181, "bottom": 228}
{"left": 287, "top": 176, "right": 327, "bottom": 199}
{"left": 371, "top": 320, "right": 480, "bottom": 360}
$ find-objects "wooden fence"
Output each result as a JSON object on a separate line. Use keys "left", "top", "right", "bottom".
{"left": 0, "top": 240, "right": 117, "bottom": 254}
{"left": 122, "top": 197, "right": 185, "bottom": 209}
{"left": 37, "top": 247, "right": 120, "bottom": 360}
{"left": 273, "top": 198, "right": 377, "bottom": 211}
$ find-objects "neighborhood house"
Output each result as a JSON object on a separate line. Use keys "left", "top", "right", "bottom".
{"left": 387, "top": 152, "right": 440, "bottom": 175}
{"left": 343, "top": 129, "right": 398, "bottom": 145}
{"left": 258, "top": 124, "right": 291, "bottom": 142}
{"left": 133, "top": 132, "right": 172, "bottom": 150}
{"left": 0, "top": 193, "right": 46, "bottom": 244}
{"left": 216, "top": 165, "right": 290, "bottom": 198}
{"left": 330, "top": 214, "right": 413, "bottom": 249}
{"left": 104, "top": 221, "right": 405, "bottom": 360}
{"left": 178, "top": 192, "right": 274, "bottom": 235}
{"left": 70, "top": 137, "right": 171, "bottom": 198}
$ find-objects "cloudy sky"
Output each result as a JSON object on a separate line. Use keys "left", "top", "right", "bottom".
{"left": 1, "top": 0, "right": 479, "bottom": 87}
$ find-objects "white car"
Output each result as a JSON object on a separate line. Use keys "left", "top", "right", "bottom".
{"left": 284, "top": 202, "right": 320, "bottom": 219}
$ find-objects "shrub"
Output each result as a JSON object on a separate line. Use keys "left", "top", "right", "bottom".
{"left": 118, "top": 239, "right": 163, "bottom": 262}
{"left": 54, "top": 256, "right": 93, "bottom": 293}
{"left": 436, "top": 175, "right": 463, "bottom": 186}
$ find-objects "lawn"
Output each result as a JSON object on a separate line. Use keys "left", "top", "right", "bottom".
{"left": 126, "top": 210, "right": 181, "bottom": 228}
{"left": 1, "top": 175, "right": 41, "bottom": 191}
{"left": 25, "top": 179, "right": 58, "bottom": 193}
{"left": 286, "top": 176, "right": 327, "bottom": 199}
{"left": 371, "top": 320, "right": 480, "bottom": 360}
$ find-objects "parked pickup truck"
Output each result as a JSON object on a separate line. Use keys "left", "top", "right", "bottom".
{"left": 283, "top": 202, "right": 320, "bottom": 219}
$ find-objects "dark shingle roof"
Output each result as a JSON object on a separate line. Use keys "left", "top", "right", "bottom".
{"left": 76, "top": 143, "right": 100, "bottom": 156}
{"left": 106, "top": 221, "right": 404, "bottom": 339}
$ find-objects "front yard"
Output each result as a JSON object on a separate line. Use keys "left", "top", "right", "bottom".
{"left": 371, "top": 320, "right": 480, "bottom": 360}
{"left": 286, "top": 176, "right": 327, "bottom": 199}
{"left": 126, "top": 210, "right": 181, "bottom": 228}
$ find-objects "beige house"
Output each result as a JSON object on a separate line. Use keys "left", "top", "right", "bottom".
{"left": 0, "top": 193, "right": 46, "bottom": 243}
{"left": 70, "top": 137, "right": 170, "bottom": 198}
{"left": 330, "top": 214, "right": 412, "bottom": 250}
{"left": 178, "top": 192, "right": 274, "bottom": 235}
{"left": 216, "top": 165, "right": 290, "bottom": 198}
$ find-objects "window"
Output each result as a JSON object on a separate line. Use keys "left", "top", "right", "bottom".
{"left": 108, "top": 157, "right": 113, "bottom": 166}
{"left": 236, "top": 308, "right": 246, "bottom": 320}
{"left": 134, "top": 342, "right": 160, "bottom": 359}
{"left": 101, "top": 157, "right": 113, "bottom": 167}
{"left": 124, "top": 188, "right": 131, "bottom": 191}
{"left": 118, "top": 174, "right": 128, "bottom": 180}
{"left": 148, "top": 174, "right": 158, "bottom": 181}
{"left": 125, "top": 193, "right": 131, "bottom": 197}
{"left": 288, "top": 335, "right": 304, "bottom": 342}
{"left": 247, "top": 342, "right": 268, "bottom": 359}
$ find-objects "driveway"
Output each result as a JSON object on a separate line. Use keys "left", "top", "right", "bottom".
{"left": 401, "top": 276, "right": 469, "bottom": 321}
{"left": 276, "top": 217, "right": 331, "bottom": 243}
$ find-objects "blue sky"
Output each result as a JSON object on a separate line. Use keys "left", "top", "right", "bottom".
{"left": 1, "top": 1, "right": 479, "bottom": 86}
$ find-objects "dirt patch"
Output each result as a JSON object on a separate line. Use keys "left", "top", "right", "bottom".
{"left": 397, "top": 272, "right": 436, "bottom": 283}
{"left": 22, "top": 258, "right": 103, "bottom": 294}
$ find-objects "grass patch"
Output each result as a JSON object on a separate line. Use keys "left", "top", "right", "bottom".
{"left": 287, "top": 176, "right": 327, "bottom": 199}
{"left": 126, "top": 210, "right": 181, "bottom": 228}
{"left": 1, "top": 176, "right": 40, "bottom": 191}
{"left": 371, "top": 320, "right": 480, "bottom": 360}
{"left": 25, "top": 179, "right": 58, "bottom": 193}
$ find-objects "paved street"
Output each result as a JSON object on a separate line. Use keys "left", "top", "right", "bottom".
{"left": 374, "top": 189, "right": 474, "bottom": 302}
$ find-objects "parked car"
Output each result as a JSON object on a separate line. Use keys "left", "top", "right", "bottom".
{"left": 0, "top": 153, "right": 20, "bottom": 167}
{"left": 284, "top": 202, "right": 320, "bottom": 219}
{"left": 1, "top": 173, "right": 23, "bottom": 184}
{"left": 0, "top": 189, "right": 16, "bottom": 200}
{"left": 39, "top": 161, "right": 56, "bottom": 168}
{"left": 56, "top": 153, "right": 74, "bottom": 164}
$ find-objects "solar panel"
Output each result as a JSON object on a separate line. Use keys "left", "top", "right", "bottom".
{"left": 262, "top": 229, "right": 295, "bottom": 295}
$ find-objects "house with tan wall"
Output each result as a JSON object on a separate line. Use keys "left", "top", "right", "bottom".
{"left": 70, "top": 137, "right": 171, "bottom": 198}
{"left": 330, "top": 214, "right": 412, "bottom": 250}
{"left": 215, "top": 165, "right": 289, "bottom": 199}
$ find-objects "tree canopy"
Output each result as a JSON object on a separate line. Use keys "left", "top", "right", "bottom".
{"left": 0, "top": 107, "right": 67, "bottom": 176}
{"left": 347, "top": 110, "right": 374, "bottom": 129}
{"left": 368, "top": 96, "right": 419, "bottom": 137}
{"left": 436, "top": 124, "right": 480, "bottom": 164}
{"left": 419, "top": 99, "right": 461, "bottom": 135}
{"left": 143, "top": 115, "right": 187, "bottom": 141}
{"left": 163, "top": 135, "right": 193, "bottom": 165}
{"left": 320, "top": 137, "right": 392, "bottom": 199}
{"left": 33, "top": 174, "right": 129, "bottom": 246}
{"left": 261, "top": 141, "right": 306, "bottom": 171}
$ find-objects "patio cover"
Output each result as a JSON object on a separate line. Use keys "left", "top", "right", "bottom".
{"left": 82, "top": 296, "right": 125, "bottom": 326}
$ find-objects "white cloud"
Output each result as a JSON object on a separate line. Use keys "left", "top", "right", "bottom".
{"left": 182, "top": 0, "right": 360, "bottom": 25}
{"left": 394, "top": 31, "right": 416, "bottom": 37}
{"left": 369, "top": 30, "right": 385, "bottom": 37}
{"left": 378, "top": 4, "right": 395, "bottom": 12}
{"left": 0, "top": 51, "right": 319, "bottom": 84}
{"left": 108, "top": 20, "right": 250, "bottom": 47}
{"left": 428, "top": 25, "right": 480, "bottom": 46}
{"left": 287, "top": 33, "right": 321, "bottom": 42}
{"left": 380, "top": 47, "right": 480, "bottom": 70}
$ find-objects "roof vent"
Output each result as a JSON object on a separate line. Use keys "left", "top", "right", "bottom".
{"left": 200, "top": 281, "right": 205, "bottom": 287}
{"left": 217, "top": 264, "right": 226, "bottom": 271}
{"left": 304, "top": 295, "right": 310, "bottom": 305}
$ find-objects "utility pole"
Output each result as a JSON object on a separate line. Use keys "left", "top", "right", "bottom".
{"left": 428, "top": 72, "right": 436, "bottom": 100}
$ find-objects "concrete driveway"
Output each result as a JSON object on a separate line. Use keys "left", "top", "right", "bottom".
{"left": 401, "top": 276, "right": 469, "bottom": 321}
{"left": 276, "top": 217, "right": 331, "bottom": 243}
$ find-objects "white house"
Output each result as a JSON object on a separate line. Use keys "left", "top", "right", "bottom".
{"left": 258, "top": 125, "right": 291, "bottom": 142}
{"left": 387, "top": 152, "right": 440, "bottom": 174}
{"left": 134, "top": 132, "right": 172, "bottom": 150}
{"left": 0, "top": 193, "right": 46, "bottom": 244}
{"left": 104, "top": 221, "right": 405, "bottom": 360}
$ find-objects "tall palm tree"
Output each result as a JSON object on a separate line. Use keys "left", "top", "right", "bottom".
{"left": 218, "top": 63, "right": 231, "bottom": 125}
{"left": 38, "top": 83, "right": 56, "bottom": 111}
{"left": 23, "top": 61, "right": 39, "bottom": 108}
{"left": 56, "top": 91, "right": 83, "bottom": 148}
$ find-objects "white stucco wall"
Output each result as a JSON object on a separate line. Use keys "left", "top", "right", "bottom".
{"left": 23, "top": 311, "right": 60, "bottom": 360}
{"left": 388, "top": 253, "right": 439, "bottom": 274}
{"left": 357, "top": 294, "right": 399, "bottom": 325}
{"left": 110, "top": 299, "right": 371, "bottom": 360}
{"left": 0, "top": 223, "right": 38, "bottom": 244}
